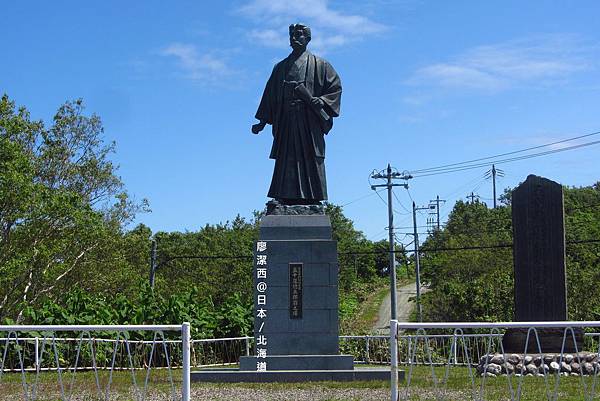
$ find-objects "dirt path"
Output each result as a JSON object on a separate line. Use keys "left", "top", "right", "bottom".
{"left": 372, "top": 281, "right": 429, "bottom": 333}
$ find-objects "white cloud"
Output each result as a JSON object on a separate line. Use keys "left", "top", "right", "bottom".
{"left": 408, "top": 35, "right": 590, "bottom": 92}
{"left": 238, "top": 0, "right": 387, "bottom": 52}
{"left": 249, "top": 29, "right": 288, "bottom": 49}
{"left": 160, "top": 43, "right": 232, "bottom": 83}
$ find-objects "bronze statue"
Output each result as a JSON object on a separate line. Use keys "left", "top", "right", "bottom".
{"left": 252, "top": 23, "right": 342, "bottom": 205}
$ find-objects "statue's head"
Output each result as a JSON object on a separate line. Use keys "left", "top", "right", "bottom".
{"left": 289, "top": 23, "right": 311, "bottom": 51}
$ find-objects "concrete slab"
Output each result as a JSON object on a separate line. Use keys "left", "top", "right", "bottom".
{"left": 239, "top": 354, "right": 354, "bottom": 371}
{"left": 191, "top": 367, "right": 400, "bottom": 383}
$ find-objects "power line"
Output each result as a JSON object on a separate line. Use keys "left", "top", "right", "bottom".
{"left": 374, "top": 189, "right": 389, "bottom": 207}
{"left": 340, "top": 189, "right": 384, "bottom": 207}
{"left": 392, "top": 188, "right": 412, "bottom": 214}
{"left": 409, "top": 139, "right": 600, "bottom": 178}
{"left": 442, "top": 174, "right": 488, "bottom": 200}
{"left": 342, "top": 238, "right": 600, "bottom": 255}
{"left": 409, "top": 130, "right": 600, "bottom": 175}
{"left": 153, "top": 237, "right": 600, "bottom": 266}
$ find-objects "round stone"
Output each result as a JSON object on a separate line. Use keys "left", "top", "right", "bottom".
{"left": 526, "top": 364, "right": 538, "bottom": 375}
{"left": 480, "top": 354, "right": 493, "bottom": 364}
{"left": 502, "top": 363, "right": 515, "bottom": 374}
{"left": 561, "top": 361, "right": 572, "bottom": 373}
{"left": 507, "top": 354, "right": 520, "bottom": 365}
{"left": 515, "top": 363, "right": 525, "bottom": 374}
{"left": 487, "top": 363, "right": 502, "bottom": 375}
{"left": 491, "top": 354, "right": 504, "bottom": 365}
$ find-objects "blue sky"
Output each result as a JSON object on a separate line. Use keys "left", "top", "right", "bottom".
{"left": 3, "top": 0, "right": 600, "bottom": 245}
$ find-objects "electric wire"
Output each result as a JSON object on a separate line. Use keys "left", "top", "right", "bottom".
{"left": 409, "top": 130, "right": 600, "bottom": 175}
{"left": 154, "top": 237, "right": 600, "bottom": 268}
{"left": 410, "top": 139, "right": 600, "bottom": 178}
{"left": 340, "top": 189, "right": 384, "bottom": 207}
{"left": 392, "top": 188, "right": 412, "bottom": 214}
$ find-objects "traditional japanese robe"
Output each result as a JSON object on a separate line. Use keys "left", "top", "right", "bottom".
{"left": 255, "top": 50, "right": 342, "bottom": 203}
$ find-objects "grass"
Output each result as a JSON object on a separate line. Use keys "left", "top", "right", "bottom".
{"left": 400, "top": 365, "right": 600, "bottom": 401}
{"left": 342, "top": 285, "right": 390, "bottom": 334}
{"left": 342, "top": 277, "right": 413, "bottom": 335}
{"left": 2, "top": 364, "right": 596, "bottom": 400}
{"left": 0, "top": 369, "right": 179, "bottom": 401}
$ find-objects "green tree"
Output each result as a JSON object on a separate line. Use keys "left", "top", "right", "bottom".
{"left": 419, "top": 199, "right": 513, "bottom": 322}
{"left": 420, "top": 183, "right": 600, "bottom": 322}
{"left": 0, "top": 95, "right": 147, "bottom": 321}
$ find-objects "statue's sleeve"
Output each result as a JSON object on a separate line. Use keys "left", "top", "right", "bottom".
{"left": 255, "top": 65, "right": 277, "bottom": 125}
{"left": 319, "top": 62, "right": 342, "bottom": 118}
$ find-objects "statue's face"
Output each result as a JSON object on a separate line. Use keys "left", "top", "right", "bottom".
{"left": 290, "top": 27, "right": 309, "bottom": 50}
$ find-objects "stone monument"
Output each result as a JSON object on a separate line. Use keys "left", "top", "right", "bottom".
{"left": 237, "top": 214, "right": 353, "bottom": 374}
{"left": 192, "top": 23, "right": 390, "bottom": 382}
{"left": 502, "top": 175, "right": 583, "bottom": 353}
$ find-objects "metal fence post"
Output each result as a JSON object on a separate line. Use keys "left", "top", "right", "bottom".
{"left": 245, "top": 336, "right": 251, "bottom": 356}
{"left": 453, "top": 334, "right": 457, "bottom": 366}
{"left": 365, "top": 335, "right": 370, "bottom": 364}
{"left": 35, "top": 337, "right": 39, "bottom": 369}
{"left": 182, "top": 322, "right": 191, "bottom": 401}
{"left": 391, "top": 319, "right": 398, "bottom": 401}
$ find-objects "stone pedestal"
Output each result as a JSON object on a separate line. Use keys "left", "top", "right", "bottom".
{"left": 239, "top": 214, "right": 351, "bottom": 371}
{"left": 192, "top": 212, "right": 393, "bottom": 382}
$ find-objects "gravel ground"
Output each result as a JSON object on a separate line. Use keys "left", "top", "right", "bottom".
{"left": 0, "top": 388, "right": 391, "bottom": 401}
{"left": 0, "top": 384, "right": 393, "bottom": 401}
{"left": 190, "top": 386, "right": 390, "bottom": 400}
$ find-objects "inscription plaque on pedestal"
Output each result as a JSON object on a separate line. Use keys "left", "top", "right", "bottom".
{"left": 289, "top": 263, "right": 303, "bottom": 319}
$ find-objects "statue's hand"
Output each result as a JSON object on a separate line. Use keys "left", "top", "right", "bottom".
{"left": 311, "top": 97, "right": 324, "bottom": 108}
{"left": 252, "top": 121, "right": 266, "bottom": 134}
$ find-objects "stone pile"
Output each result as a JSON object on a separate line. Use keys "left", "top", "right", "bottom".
{"left": 477, "top": 353, "right": 600, "bottom": 377}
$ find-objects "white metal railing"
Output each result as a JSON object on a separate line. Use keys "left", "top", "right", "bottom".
{"left": 0, "top": 335, "right": 251, "bottom": 372}
{"left": 390, "top": 320, "right": 600, "bottom": 401}
{"left": 0, "top": 323, "right": 191, "bottom": 401}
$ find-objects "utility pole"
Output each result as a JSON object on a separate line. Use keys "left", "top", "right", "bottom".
{"left": 467, "top": 192, "right": 480, "bottom": 204}
{"left": 149, "top": 238, "right": 157, "bottom": 289}
{"left": 412, "top": 202, "right": 434, "bottom": 322}
{"left": 485, "top": 164, "right": 504, "bottom": 208}
{"left": 370, "top": 164, "right": 411, "bottom": 321}
{"left": 371, "top": 164, "right": 411, "bottom": 401}
{"left": 492, "top": 165, "right": 497, "bottom": 209}
{"left": 429, "top": 195, "right": 445, "bottom": 230}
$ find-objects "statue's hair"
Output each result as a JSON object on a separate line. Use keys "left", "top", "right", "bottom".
{"left": 289, "top": 23, "right": 311, "bottom": 41}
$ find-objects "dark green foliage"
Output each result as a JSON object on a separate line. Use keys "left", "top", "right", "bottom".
{"left": 20, "top": 284, "right": 252, "bottom": 339}
{"left": 0, "top": 95, "right": 147, "bottom": 321}
{"left": 564, "top": 182, "right": 600, "bottom": 320}
{"left": 1, "top": 94, "right": 392, "bottom": 336}
{"left": 420, "top": 184, "right": 600, "bottom": 322}
{"left": 325, "top": 203, "right": 402, "bottom": 332}
{"left": 152, "top": 215, "right": 258, "bottom": 305}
